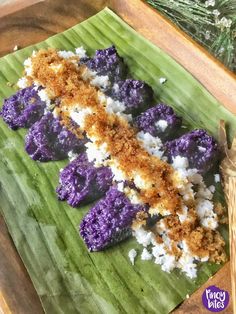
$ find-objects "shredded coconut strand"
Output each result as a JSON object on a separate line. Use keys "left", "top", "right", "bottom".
{"left": 128, "top": 249, "right": 137, "bottom": 265}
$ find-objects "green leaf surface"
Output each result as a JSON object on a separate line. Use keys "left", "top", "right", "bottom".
{"left": 0, "top": 7, "right": 235, "bottom": 314}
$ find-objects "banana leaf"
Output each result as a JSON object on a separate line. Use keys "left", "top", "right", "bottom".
{"left": 0, "top": 7, "right": 235, "bottom": 314}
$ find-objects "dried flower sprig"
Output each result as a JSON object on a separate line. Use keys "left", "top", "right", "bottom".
{"left": 147, "top": 0, "right": 236, "bottom": 72}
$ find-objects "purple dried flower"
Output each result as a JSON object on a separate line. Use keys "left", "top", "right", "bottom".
{"left": 56, "top": 153, "right": 113, "bottom": 207}
{"left": 80, "top": 187, "right": 147, "bottom": 251}
{"left": 112, "top": 79, "right": 153, "bottom": 115}
{"left": 165, "top": 129, "right": 219, "bottom": 173}
{"left": 25, "top": 112, "right": 84, "bottom": 161}
{"left": 135, "top": 103, "right": 182, "bottom": 140}
{"left": 0, "top": 86, "right": 46, "bottom": 129}
{"left": 85, "top": 45, "right": 127, "bottom": 82}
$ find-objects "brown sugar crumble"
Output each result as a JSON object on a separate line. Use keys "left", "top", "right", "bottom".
{"left": 162, "top": 212, "right": 227, "bottom": 263}
{"left": 214, "top": 202, "right": 228, "bottom": 224}
{"left": 132, "top": 211, "right": 149, "bottom": 229}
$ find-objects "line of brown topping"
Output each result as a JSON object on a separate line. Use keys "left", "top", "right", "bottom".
{"left": 31, "top": 48, "right": 181, "bottom": 214}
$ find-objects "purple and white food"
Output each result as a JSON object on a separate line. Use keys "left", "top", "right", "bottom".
{"left": 0, "top": 85, "right": 46, "bottom": 129}
{"left": 80, "top": 187, "right": 147, "bottom": 251}
{"left": 1, "top": 45, "right": 226, "bottom": 279}
{"left": 112, "top": 79, "right": 154, "bottom": 115}
{"left": 135, "top": 103, "right": 182, "bottom": 140}
{"left": 83, "top": 45, "right": 127, "bottom": 83}
{"left": 56, "top": 153, "right": 113, "bottom": 207}
{"left": 25, "top": 112, "right": 84, "bottom": 161}
{"left": 165, "top": 129, "right": 219, "bottom": 173}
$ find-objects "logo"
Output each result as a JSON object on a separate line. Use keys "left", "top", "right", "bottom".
{"left": 202, "top": 285, "right": 229, "bottom": 312}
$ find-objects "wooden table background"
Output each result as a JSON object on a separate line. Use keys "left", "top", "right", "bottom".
{"left": 0, "top": 0, "right": 234, "bottom": 313}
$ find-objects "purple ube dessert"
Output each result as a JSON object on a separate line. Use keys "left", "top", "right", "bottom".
{"left": 112, "top": 79, "right": 154, "bottom": 115}
{"left": 80, "top": 187, "right": 147, "bottom": 251}
{"left": 83, "top": 45, "right": 127, "bottom": 83}
{"left": 25, "top": 112, "right": 84, "bottom": 162}
{"left": 165, "top": 129, "right": 219, "bottom": 173}
{"left": 0, "top": 86, "right": 46, "bottom": 129}
{"left": 135, "top": 103, "right": 182, "bottom": 140}
{"left": 56, "top": 153, "right": 113, "bottom": 207}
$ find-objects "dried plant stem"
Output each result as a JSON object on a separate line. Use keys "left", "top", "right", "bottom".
{"left": 220, "top": 120, "right": 236, "bottom": 313}
{"left": 146, "top": 0, "right": 236, "bottom": 72}
{"left": 229, "top": 177, "right": 236, "bottom": 314}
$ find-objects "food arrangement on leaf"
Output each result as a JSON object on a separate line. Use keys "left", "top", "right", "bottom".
{"left": 1, "top": 45, "right": 227, "bottom": 280}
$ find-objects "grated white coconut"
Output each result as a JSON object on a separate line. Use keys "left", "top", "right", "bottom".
{"left": 152, "top": 244, "right": 176, "bottom": 272}
{"left": 177, "top": 205, "right": 189, "bottom": 223}
{"left": 155, "top": 220, "right": 166, "bottom": 235}
{"left": 201, "top": 216, "right": 218, "bottom": 229}
{"left": 155, "top": 119, "right": 168, "bottom": 132}
{"left": 90, "top": 75, "right": 110, "bottom": 89}
{"left": 200, "top": 255, "right": 209, "bottom": 262}
{"left": 196, "top": 199, "right": 218, "bottom": 230}
{"left": 159, "top": 77, "right": 167, "bottom": 84}
{"left": 177, "top": 252, "right": 197, "bottom": 279}
{"left": 179, "top": 182, "right": 194, "bottom": 201}
{"left": 116, "top": 112, "right": 133, "bottom": 122}
{"left": 196, "top": 199, "right": 214, "bottom": 219}
{"left": 52, "top": 108, "right": 59, "bottom": 119}
{"left": 68, "top": 151, "right": 79, "bottom": 162}
{"left": 172, "top": 156, "right": 189, "bottom": 169}
{"left": 50, "top": 63, "right": 63, "bottom": 73}
{"left": 108, "top": 160, "right": 127, "bottom": 182}
{"left": 133, "top": 227, "right": 154, "bottom": 247}
{"left": 17, "top": 77, "right": 28, "bottom": 89}
{"left": 124, "top": 187, "right": 143, "bottom": 205}
{"left": 75, "top": 46, "right": 87, "bottom": 59}
{"left": 187, "top": 170, "right": 203, "bottom": 185}
{"left": 133, "top": 172, "right": 152, "bottom": 190}
{"left": 58, "top": 50, "right": 75, "bottom": 59}
{"left": 117, "top": 181, "right": 125, "bottom": 192}
{"left": 70, "top": 107, "right": 93, "bottom": 129}
{"left": 24, "top": 57, "right": 33, "bottom": 76}
{"left": 209, "top": 185, "right": 216, "bottom": 193}
{"left": 37, "top": 89, "right": 51, "bottom": 107}
{"left": 85, "top": 141, "right": 110, "bottom": 167}
{"left": 113, "top": 83, "right": 119, "bottom": 93}
{"left": 128, "top": 249, "right": 137, "bottom": 265}
{"left": 81, "top": 68, "right": 97, "bottom": 81}
{"left": 137, "top": 131, "right": 163, "bottom": 158}
{"left": 141, "top": 248, "right": 153, "bottom": 261}
{"left": 197, "top": 186, "right": 213, "bottom": 200}
{"left": 105, "top": 96, "right": 126, "bottom": 114}
{"left": 198, "top": 146, "right": 207, "bottom": 152}
{"left": 214, "top": 173, "right": 220, "bottom": 183}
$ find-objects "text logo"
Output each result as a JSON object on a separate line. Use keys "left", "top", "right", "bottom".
{"left": 202, "top": 285, "right": 229, "bottom": 312}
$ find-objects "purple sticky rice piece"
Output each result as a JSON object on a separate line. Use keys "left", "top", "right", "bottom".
{"left": 135, "top": 103, "right": 182, "bottom": 140}
{"left": 56, "top": 153, "right": 113, "bottom": 207}
{"left": 112, "top": 79, "right": 154, "bottom": 115}
{"left": 25, "top": 112, "right": 84, "bottom": 162}
{"left": 0, "top": 86, "right": 46, "bottom": 129}
{"left": 80, "top": 187, "right": 147, "bottom": 251}
{"left": 165, "top": 129, "right": 219, "bottom": 173}
{"left": 85, "top": 45, "right": 127, "bottom": 83}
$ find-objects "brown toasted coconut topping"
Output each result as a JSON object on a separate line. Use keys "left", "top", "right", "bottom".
{"left": 162, "top": 212, "right": 227, "bottom": 262}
